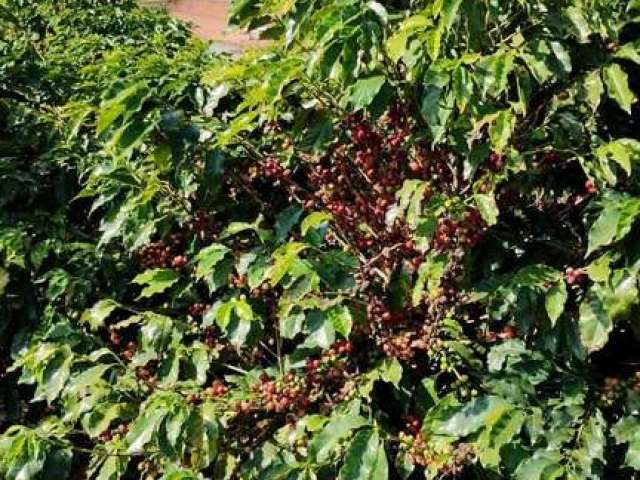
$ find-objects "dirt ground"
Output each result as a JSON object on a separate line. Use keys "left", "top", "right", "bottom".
{"left": 162, "top": 0, "right": 266, "bottom": 50}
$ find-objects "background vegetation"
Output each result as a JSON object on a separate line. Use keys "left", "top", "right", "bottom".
{"left": 2, "top": 0, "right": 640, "bottom": 478}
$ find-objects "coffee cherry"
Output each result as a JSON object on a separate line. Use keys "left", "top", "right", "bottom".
{"left": 109, "top": 329, "right": 121, "bottom": 346}
{"left": 171, "top": 255, "right": 188, "bottom": 269}
{"left": 566, "top": 267, "right": 586, "bottom": 285}
{"left": 499, "top": 325, "right": 518, "bottom": 339}
{"left": 487, "top": 152, "right": 505, "bottom": 172}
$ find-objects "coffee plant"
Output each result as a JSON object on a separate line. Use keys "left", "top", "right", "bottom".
{"left": 3, "top": 0, "right": 640, "bottom": 478}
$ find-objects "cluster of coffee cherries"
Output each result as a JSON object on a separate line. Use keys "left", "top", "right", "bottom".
{"left": 137, "top": 233, "right": 186, "bottom": 270}
{"left": 185, "top": 379, "right": 229, "bottom": 404}
{"left": 232, "top": 340, "right": 356, "bottom": 417}
{"left": 137, "top": 240, "right": 175, "bottom": 269}
{"left": 597, "top": 376, "right": 626, "bottom": 409}
{"left": 188, "top": 302, "right": 208, "bottom": 318}
{"left": 398, "top": 416, "right": 474, "bottom": 475}
{"left": 98, "top": 423, "right": 129, "bottom": 442}
{"left": 306, "top": 111, "right": 412, "bottom": 246}
{"left": 377, "top": 322, "right": 440, "bottom": 361}
{"left": 481, "top": 324, "right": 519, "bottom": 344}
{"left": 186, "top": 210, "right": 221, "bottom": 240}
{"left": 251, "top": 373, "right": 312, "bottom": 415}
{"left": 433, "top": 208, "right": 486, "bottom": 252}
{"left": 486, "top": 152, "right": 506, "bottom": 172}
{"left": 261, "top": 156, "right": 292, "bottom": 184}
{"left": 121, "top": 339, "right": 138, "bottom": 362}
{"left": 366, "top": 294, "right": 402, "bottom": 326}
{"left": 408, "top": 147, "right": 464, "bottom": 193}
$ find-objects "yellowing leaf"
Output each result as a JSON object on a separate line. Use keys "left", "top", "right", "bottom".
{"left": 475, "top": 193, "right": 499, "bottom": 226}
{"left": 267, "top": 242, "right": 308, "bottom": 287}
{"left": 301, "top": 211, "right": 332, "bottom": 236}
{"left": 603, "top": 64, "right": 637, "bottom": 114}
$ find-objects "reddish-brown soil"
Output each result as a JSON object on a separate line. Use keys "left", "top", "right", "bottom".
{"left": 165, "top": 0, "right": 267, "bottom": 49}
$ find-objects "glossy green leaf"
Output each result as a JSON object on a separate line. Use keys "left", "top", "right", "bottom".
{"left": 80, "top": 299, "right": 119, "bottom": 331}
{"left": 196, "top": 244, "right": 230, "bottom": 278}
{"left": 435, "top": 396, "right": 511, "bottom": 437}
{"left": 475, "top": 193, "right": 499, "bottom": 226}
{"left": 338, "top": 429, "right": 388, "bottom": 480}
{"left": 579, "top": 289, "right": 613, "bottom": 353}
{"left": 327, "top": 305, "right": 353, "bottom": 338}
{"left": 348, "top": 76, "right": 387, "bottom": 109}
{"left": 308, "top": 412, "right": 367, "bottom": 462}
{"left": 132, "top": 268, "right": 179, "bottom": 299}
{"left": 301, "top": 211, "right": 332, "bottom": 236}
{"left": 545, "top": 281, "right": 567, "bottom": 326}
{"left": 603, "top": 64, "right": 637, "bottom": 114}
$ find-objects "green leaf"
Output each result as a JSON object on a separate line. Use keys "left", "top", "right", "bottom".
{"left": 275, "top": 206, "right": 303, "bottom": 241}
{"left": 566, "top": 6, "right": 592, "bottom": 43}
{"left": 475, "top": 193, "right": 499, "bottom": 226}
{"left": 348, "top": 76, "right": 387, "bottom": 110}
{"left": 386, "top": 13, "right": 429, "bottom": 62}
{"left": 196, "top": 244, "right": 230, "bottom": 278}
{"left": 338, "top": 429, "right": 388, "bottom": 480}
{"left": 603, "top": 64, "right": 637, "bottom": 114}
{"left": 193, "top": 402, "right": 220, "bottom": 469}
{"left": 602, "top": 270, "right": 639, "bottom": 321}
{"left": 379, "top": 358, "right": 403, "bottom": 387}
{"left": 568, "top": 411, "right": 606, "bottom": 478}
{"left": 612, "top": 416, "right": 640, "bottom": 470}
{"left": 303, "top": 310, "right": 336, "bottom": 349}
{"left": 453, "top": 66, "right": 473, "bottom": 112}
{"left": 421, "top": 86, "right": 454, "bottom": 144}
{"left": 488, "top": 109, "right": 515, "bottom": 154}
{"left": 412, "top": 253, "right": 447, "bottom": 306}
{"left": 301, "top": 211, "right": 332, "bottom": 236}
{"left": 267, "top": 242, "right": 308, "bottom": 287}
{"left": 367, "top": 1, "right": 388, "bottom": 24}
{"left": 126, "top": 407, "right": 166, "bottom": 454}
{"left": 435, "top": 396, "right": 511, "bottom": 437}
{"left": 132, "top": 269, "right": 179, "bottom": 299}
{"left": 220, "top": 215, "right": 269, "bottom": 241}
{"left": 545, "top": 281, "right": 567, "bottom": 326}
{"left": 579, "top": 289, "right": 613, "bottom": 353}
{"left": 280, "top": 312, "right": 305, "bottom": 339}
{"left": 487, "top": 339, "right": 528, "bottom": 372}
{"left": 206, "top": 298, "right": 254, "bottom": 330}
{"left": 584, "top": 70, "right": 604, "bottom": 111}
{"left": 615, "top": 40, "right": 640, "bottom": 65}
{"left": 515, "top": 452, "right": 564, "bottom": 480}
{"left": 587, "top": 194, "right": 640, "bottom": 256}
{"left": 585, "top": 254, "right": 613, "bottom": 283}
{"left": 308, "top": 412, "right": 368, "bottom": 462}
{"left": 477, "top": 409, "right": 525, "bottom": 468}
{"left": 0, "top": 267, "right": 9, "bottom": 295}
{"left": 80, "top": 299, "right": 119, "bottom": 331}
{"left": 476, "top": 50, "right": 514, "bottom": 98}
{"left": 327, "top": 305, "right": 353, "bottom": 338}
{"left": 595, "top": 138, "right": 640, "bottom": 179}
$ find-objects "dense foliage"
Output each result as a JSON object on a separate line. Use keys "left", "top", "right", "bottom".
{"left": 3, "top": 0, "right": 640, "bottom": 478}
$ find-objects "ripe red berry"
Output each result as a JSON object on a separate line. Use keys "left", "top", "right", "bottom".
{"left": 499, "top": 325, "right": 518, "bottom": 339}
{"left": 171, "top": 255, "right": 188, "bottom": 269}
{"left": 109, "top": 329, "right": 121, "bottom": 346}
{"left": 566, "top": 267, "right": 586, "bottom": 285}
